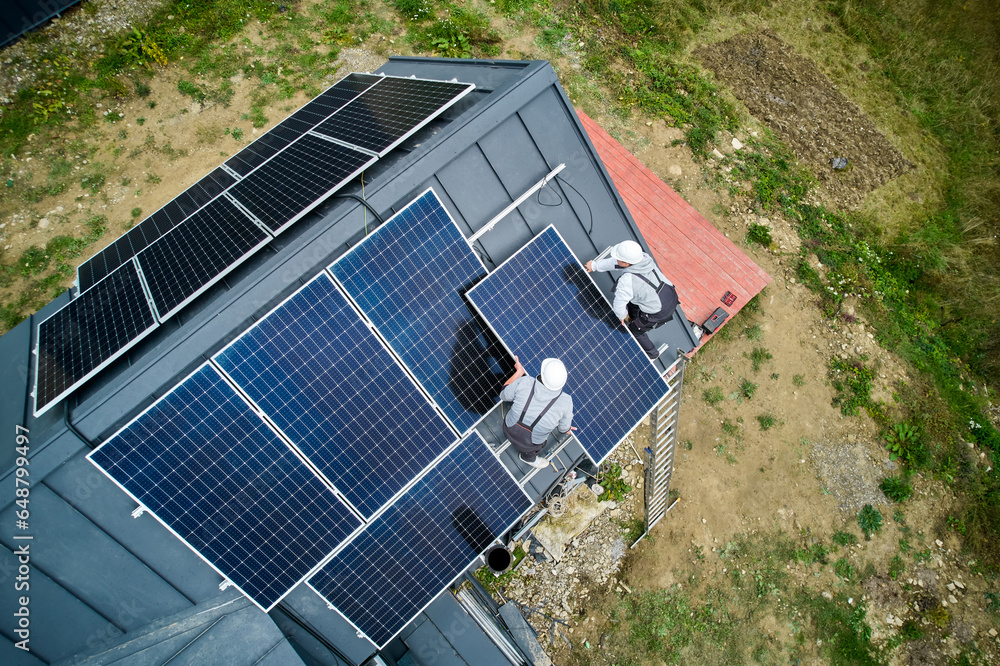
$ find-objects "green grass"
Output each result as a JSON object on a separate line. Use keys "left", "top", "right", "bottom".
{"left": 756, "top": 412, "right": 777, "bottom": 431}
{"left": 745, "top": 346, "right": 772, "bottom": 372}
{"left": 742, "top": 323, "right": 763, "bottom": 341}
{"left": 857, "top": 505, "right": 883, "bottom": 540}
{"left": 880, "top": 475, "right": 913, "bottom": 503}
{"left": 737, "top": 378, "right": 757, "bottom": 400}
{"left": 746, "top": 223, "right": 772, "bottom": 247}
{"left": 832, "top": 531, "right": 858, "bottom": 547}
{"left": 702, "top": 386, "right": 725, "bottom": 406}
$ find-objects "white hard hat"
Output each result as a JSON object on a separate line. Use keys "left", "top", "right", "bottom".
{"left": 540, "top": 358, "right": 567, "bottom": 391}
{"left": 611, "top": 240, "right": 643, "bottom": 265}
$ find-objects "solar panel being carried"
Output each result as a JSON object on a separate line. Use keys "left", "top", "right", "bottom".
{"left": 331, "top": 188, "right": 508, "bottom": 433}
{"left": 137, "top": 195, "right": 271, "bottom": 320}
{"left": 307, "top": 431, "right": 530, "bottom": 649}
{"left": 214, "top": 273, "right": 457, "bottom": 519}
{"left": 34, "top": 259, "right": 158, "bottom": 416}
{"left": 88, "top": 363, "right": 362, "bottom": 612}
{"left": 466, "top": 226, "right": 670, "bottom": 464}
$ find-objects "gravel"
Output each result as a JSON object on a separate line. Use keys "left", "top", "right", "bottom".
{"left": 810, "top": 438, "right": 889, "bottom": 512}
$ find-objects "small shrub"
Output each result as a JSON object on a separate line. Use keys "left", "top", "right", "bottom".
{"left": 746, "top": 346, "right": 773, "bottom": 372}
{"left": 738, "top": 378, "right": 757, "bottom": 400}
{"left": 834, "top": 557, "right": 857, "bottom": 580}
{"left": 888, "top": 554, "right": 905, "bottom": 580}
{"left": 18, "top": 246, "right": 49, "bottom": 277}
{"left": 721, "top": 418, "right": 740, "bottom": 436}
{"left": 793, "top": 374, "right": 805, "bottom": 387}
{"left": 597, "top": 463, "right": 632, "bottom": 502}
{"left": 756, "top": 413, "right": 777, "bottom": 431}
{"left": 146, "top": 173, "right": 161, "bottom": 184}
{"left": 682, "top": 440, "right": 693, "bottom": 450}
{"left": 832, "top": 531, "right": 858, "bottom": 547}
{"left": 880, "top": 475, "right": 912, "bottom": 502}
{"left": 795, "top": 543, "right": 830, "bottom": 565}
{"left": 130, "top": 207, "right": 142, "bottom": 219}
{"left": 177, "top": 80, "right": 206, "bottom": 104}
{"left": 746, "top": 223, "right": 773, "bottom": 247}
{"left": 702, "top": 386, "right": 724, "bottom": 406}
{"left": 858, "top": 505, "right": 883, "bottom": 540}
{"left": 230, "top": 127, "right": 244, "bottom": 141}
{"left": 742, "top": 323, "right": 763, "bottom": 340}
{"left": 899, "top": 619, "right": 923, "bottom": 641}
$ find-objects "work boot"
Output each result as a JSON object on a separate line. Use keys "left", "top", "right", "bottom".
{"left": 519, "top": 453, "right": 549, "bottom": 469}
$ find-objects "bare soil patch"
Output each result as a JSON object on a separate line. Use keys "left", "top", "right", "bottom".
{"left": 696, "top": 29, "right": 914, "bottom": 210}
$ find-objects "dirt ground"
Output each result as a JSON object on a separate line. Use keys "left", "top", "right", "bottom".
{"left": 696, "top": 29, "right": 915, "bottom": 210}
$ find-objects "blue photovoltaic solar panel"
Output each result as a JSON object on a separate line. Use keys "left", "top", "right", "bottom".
{"left": 87, "top": 363, "right": 362, "bottom": 612}
{"left": 213, "top": 273, "right": 456, "bottom": 519}
{"left": 34, "top": 259, "right": 158, "bottom": 416}
{"left": 331, "top": 188, "right": 505, "bottom": 433}
{"left": 308, "top": 432, "right": 530, "bottom": 648}
{"left": 466, "top": 227, "right": 670, "bottom": 464}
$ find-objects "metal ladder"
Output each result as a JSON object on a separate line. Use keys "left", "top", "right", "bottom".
{"left": 640, "top": 356, "right": 686, "bottom": 540}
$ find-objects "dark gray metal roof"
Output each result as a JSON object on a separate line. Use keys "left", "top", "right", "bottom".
{"left": 0, "top": 57, "right": 688, "bottom": 665}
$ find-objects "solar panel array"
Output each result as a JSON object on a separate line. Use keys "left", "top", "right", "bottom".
{"left": 88, "top": 363, "right": 362, "bottom": 611}
{"left": 225, "top": 73, "right": 381, "bottom": 177}
{"left": 37, "top": 73, "right": 475, "bottom": 415}
{"left": 308, "top": 432, "right": 531, "bottom": 648}
{"left": 228, "top": 134, "right": 376, "bottom": 235}
{"left": 314, "top": 77, "right": 474, "bottom": 156}
{"left": 35, "top": 259, "right": 158, "bottom": 415}
{"left": 331, "top": 188, "right": 506, "bottom": 433}
{"left": 213, "top": 274, "right": 456, "bottom": 519}
{"left": 466, "top": 226, "right": 670, "bottom": 464}
{"left": 138, "top": 195, "right": 271, "bottom": 320}
{"left": 77, "top": 167, "right": 237, "bottom": 291}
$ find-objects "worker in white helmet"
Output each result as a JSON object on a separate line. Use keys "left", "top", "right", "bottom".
{"left": 499, "top": 356, "right": 575, "bottom": 469}
{"left": 586, "top": 240, "right": 679, "bottom": 360}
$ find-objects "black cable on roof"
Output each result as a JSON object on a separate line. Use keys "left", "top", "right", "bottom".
{"left": 331, "top": 194, "right": 385, "bottom": 230}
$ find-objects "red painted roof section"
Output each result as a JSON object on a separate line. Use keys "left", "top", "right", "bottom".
{"left": 577, "top": 110, "right": 771, "bottom": 346}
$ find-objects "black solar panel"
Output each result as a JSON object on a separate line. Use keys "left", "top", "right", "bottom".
{"left": 137, "top": 196, "right": 271, "bottom": 320}
{"left": 307, "top": 432, "right": 530, "bottom": 648}
{"left": 228, "top": 134, "right": 376, "bottom": 234}
{"left": 225, "top": 73, "right": 380, "bottom": 177}
{"left": 77, "top": 167, "right": 236, "bottom": 291}
{"left": 88, "top": 363, "right": 362, "bottom": 612}
{"left": 314, "top": 77, "right": 475, "bottom": 156}
{"left": 34, "top": 260, "right": 158, "bottom": 416}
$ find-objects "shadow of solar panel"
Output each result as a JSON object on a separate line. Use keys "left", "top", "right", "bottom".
{"left": 214, "top": 274, "right": 456, "bottom": 519}
{"left": 137, "top": 196, "right": 271, "bottom": 320}
{"left": 228, "top": 134, "right": 376, "bottom": 234}
{"left": 466, "top": 226, "right": 670, "bottom": 464}
{"left": 35, "top": 260, "right": 158, "bottom": 416}
{"left": 88, "top": 363, "right": 362, "bottom": 612}
{"left": 307, "top": 432, "right": 530, "bottom": 648}
{"left": 331, "top": 188, "right": 508, "bottom": 433}
{"left": 225, "top": 73, "right": 380, "bottom": 177}
{"left": 78, "top": 167, "right": 236, "bottom": 291}
{"left": 314, "top": 77, "right": 474, "bottom": 156}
